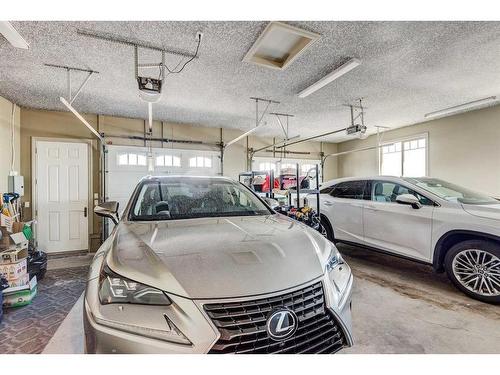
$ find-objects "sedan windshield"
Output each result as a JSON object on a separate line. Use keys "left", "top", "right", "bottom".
{"left": 130, "top": 177, "right": 272, "bottom": 221}
{"left": 404, "top": 178, "right": 498, "bottom": 205}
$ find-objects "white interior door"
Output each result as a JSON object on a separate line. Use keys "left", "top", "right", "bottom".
{"left": 36, "top": 140, "right": 89, "bottom": 253}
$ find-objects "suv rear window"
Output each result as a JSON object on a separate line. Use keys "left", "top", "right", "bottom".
{"left": 331, "top": 180, "right": 368, "bottom": 200}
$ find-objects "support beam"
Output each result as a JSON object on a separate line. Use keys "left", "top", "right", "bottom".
{"left": 70, "top": 72, "right": 95, "bottom": 105}
{"left": 252, "top": 135, "right": 300, "bottom": 154}
{"left": 60, "top": 97, "right": 103, "bottom": 142}
{"left": 77, "top": 28, "right": 197, "bottom": 59}
{"left": 225, "top": 126, "right": 262, "bottom": 148}
{"left": 275, "top": 128, "right": 347, "bottom": 149}
{"left": 225, "top": 97, "right": 279, "bottom": 150}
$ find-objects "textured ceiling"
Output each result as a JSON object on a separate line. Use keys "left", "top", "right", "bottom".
{"left": 1, "top": 21, "right": 500, "bottom": 142}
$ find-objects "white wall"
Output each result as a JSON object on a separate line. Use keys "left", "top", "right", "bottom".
{"left": 336, "top": 105, "right": 500, "bottom": 197}
{"left": 0, "top": 96, "right": 21, "bottom": 193}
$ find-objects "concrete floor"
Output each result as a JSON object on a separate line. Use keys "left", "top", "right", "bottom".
{"left": 42, "top": 245, "right": 500, "bottom": 354}
{"left": 340, "top": 244, "right": 500, "bottom": 354}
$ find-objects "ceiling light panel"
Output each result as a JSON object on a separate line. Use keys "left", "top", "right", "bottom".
{"left": 424, "top": 96, "right": 498, "bottom": 119}
{"left": 243, "top": 22, "right": 320, "bottom": 70}
{"left": 298, "top": 58, "right": 361, "bottom": 98}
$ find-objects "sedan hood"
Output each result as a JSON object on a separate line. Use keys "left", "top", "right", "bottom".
{"left": 462, "top": 203, "right": 500, "bottom": 221}
{"left": 106, "top": 215, "right": 331, "bottom": 299}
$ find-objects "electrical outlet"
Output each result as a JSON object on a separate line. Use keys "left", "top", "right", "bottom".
{"left": 24, "top": 201, "right": 30, "bottom": 208}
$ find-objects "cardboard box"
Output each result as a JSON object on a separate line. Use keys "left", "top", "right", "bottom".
{"left": 9, "top": 231, "right": 28, "bottom": 250}
{"left": 2, "top": 276, "right": 37, "bottom": 308}
{"left": 12, "top": 222, "right": 25, "bottom": 234}
{"left": 0, "top": 226, "right": 10, "bottom": 248}
{"left": 0, "top": 291, "right": 3, "bottom": 323}
{"left": 0, "top": 221, "right": 28, "bottom": 250}
{"left": 0, "top": 247, "right": 28, "bottom": 264}
{"left": 7, "top": 273, "right": 30, "bottom": 288}
{"left": 0, "top": 258, "right": 27, "bottom": 281}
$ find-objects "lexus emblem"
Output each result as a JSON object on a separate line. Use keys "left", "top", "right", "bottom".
{"left": 266, "top": 308, "right": 298, "bottom": 341}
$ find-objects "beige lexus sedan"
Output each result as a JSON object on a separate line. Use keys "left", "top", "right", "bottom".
{"left": 84, "top": 176, "right": 354, "bottom": 354}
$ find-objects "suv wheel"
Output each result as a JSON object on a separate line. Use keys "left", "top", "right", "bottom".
{"left": 444, "top": 240, "right": 500, "bottom": 304}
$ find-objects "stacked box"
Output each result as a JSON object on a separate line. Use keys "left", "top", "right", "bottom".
{"left": 0, "top": 258, "right": 28, "bottom": 281}
{"left": 0, "top": 224, "right": 31, "bottom": 309}
{"left": 0, "top": 291, "right": 3, "bottom": 323}
{"left": 2, "top": 276, "right": 37, "bottom": 308}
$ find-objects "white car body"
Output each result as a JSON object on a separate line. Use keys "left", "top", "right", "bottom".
{"left": 313, "top": 176, "right": 500, "bottom": 271}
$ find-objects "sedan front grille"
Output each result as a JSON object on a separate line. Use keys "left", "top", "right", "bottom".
{"left": 204, "top": 282, "right": 346, "bottom": 354}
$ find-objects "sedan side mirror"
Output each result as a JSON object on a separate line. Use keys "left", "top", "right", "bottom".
{"left": 396, "top": 194, "right": 422, "bottom": 209}
{"left": 94, "top": 201, "right": 120, "bottom": 224}
{"left": 263, "top": 197, "right": 280, "bottom": 210}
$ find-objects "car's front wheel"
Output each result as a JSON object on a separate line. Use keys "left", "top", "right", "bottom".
{"left": 320, "top": 215, "right": 335, "bottom": 243}
{"left": 444, "top": 239, "right": 500, "bottom": 304}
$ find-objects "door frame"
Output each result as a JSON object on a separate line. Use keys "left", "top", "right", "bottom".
{"left": 31, "top": 137, "right": 94, "bottom": 252}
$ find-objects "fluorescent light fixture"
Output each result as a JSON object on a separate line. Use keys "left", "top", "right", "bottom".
{"left": 298, "top": 58, "right": 361, "bottom": 98}
{"left": 225, "top": 125, "right": 263, "bottom": 148}
{"left": 60, "top": 97, "right": 103, "bottom": 141}
{"left": 424, "top": 96, "right": 498, "bottom": 119}
{"left": 243, "top": 22, "right": 320, "bottom": 70}
{"left": 0, "top": 21, "right": 29, "bottom": 49}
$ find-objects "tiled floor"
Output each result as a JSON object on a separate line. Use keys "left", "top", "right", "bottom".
{"left": 0, "top": 266, "right": 89, "bottom": 354}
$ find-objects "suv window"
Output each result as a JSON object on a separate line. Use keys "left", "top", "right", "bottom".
{"left": 320, "top": 185, "right": 334, "bottom": 194}
{"left": 371, "top": 181, "right": 434, "bottom": 205}
{"left": 331, "top": 180, "right": 368, "bottom": 200}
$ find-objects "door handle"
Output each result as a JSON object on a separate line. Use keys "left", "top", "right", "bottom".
{"left": 324, "top": 201, "right": 334, "bottom": 206}
{"left": 365, "top": 205, "right": 378, "bottom": 211}
{"left": 84, "top": 207, "right": 87, "bottom": 217}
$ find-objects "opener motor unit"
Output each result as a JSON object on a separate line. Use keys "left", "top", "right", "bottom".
{"left": 346, "top": 124, "right": 367, "bottom": 135}
{"left": 137, "top": 76, "right": 162, "bottom": 94}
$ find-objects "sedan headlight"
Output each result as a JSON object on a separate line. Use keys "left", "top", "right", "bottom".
{"left": 326, "top": 245, "right": 344, "bottom": 273}
{"left": 99, "top": 266, "right": 171, "bottom": 306}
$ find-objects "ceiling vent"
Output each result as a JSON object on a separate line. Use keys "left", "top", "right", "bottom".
{"left": 243, "top": 22, "right": 320, "bottom": 70}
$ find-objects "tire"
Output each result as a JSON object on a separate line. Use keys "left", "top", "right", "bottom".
{"left": 444, "top": 239, "right": 500, "bottom": 304}
{"left": 320, "top": 215, "right": 335, "bottom": 243}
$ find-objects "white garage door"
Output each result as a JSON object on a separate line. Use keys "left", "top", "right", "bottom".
{"left": 106, "top": 145, "right": 221, "bottom": 216}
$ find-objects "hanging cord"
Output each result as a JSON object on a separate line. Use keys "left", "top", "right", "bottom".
{"left": 10, "top": 103, "right": 16, "bottom": 174}
{"left": 160, "top": 36, "right": 201, "bottom": 75}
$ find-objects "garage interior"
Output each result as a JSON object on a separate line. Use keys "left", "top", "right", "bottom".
{"left": 0, "top": 21, "right": 499, "bottom": 354}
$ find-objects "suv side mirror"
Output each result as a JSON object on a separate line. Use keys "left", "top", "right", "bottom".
{"left": 263, "top": 197, "right": 280, "bottom": 210}
{"left": 94, "top": 201, "right": 120, "bottom": 224}
{"left": 396, "top": 194, "right": 422, "bottom": 209}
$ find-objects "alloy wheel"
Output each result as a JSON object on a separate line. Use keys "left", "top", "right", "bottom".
{"left": 452, "top": 249, "right": 500, "bottom": 297}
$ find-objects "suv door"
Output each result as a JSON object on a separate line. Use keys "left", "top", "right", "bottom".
{"left": 322, "top": 180, "right": 368, "bottom": 244}
{"left": 363, "top": 179, "right": 434, "bottom": 261}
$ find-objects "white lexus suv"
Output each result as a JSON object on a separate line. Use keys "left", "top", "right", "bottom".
{"left": 315, "top": 176, "right": 500, "bottom": 304}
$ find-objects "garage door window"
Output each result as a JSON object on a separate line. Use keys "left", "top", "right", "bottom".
{"left": 117, "top": 153, "right": 147, "bottom": 166}
{"left": 380, "top": 136, "right": 427, "bottom": 177}
{"left": 156, "top": 155, "right": 181, "bottom": 167}
{"left": 189, "top": 156, "right": 212, "bottom": 168}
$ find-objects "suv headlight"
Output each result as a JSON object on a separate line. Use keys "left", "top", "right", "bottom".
{"left": 99, "top": 266, "right": 171, "bottom": 306}
{"left": 96, "top": 265, "right": 190, "bottom": 345}
{"left": 326, "top": 245, "right": 344, "bottom": 273}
